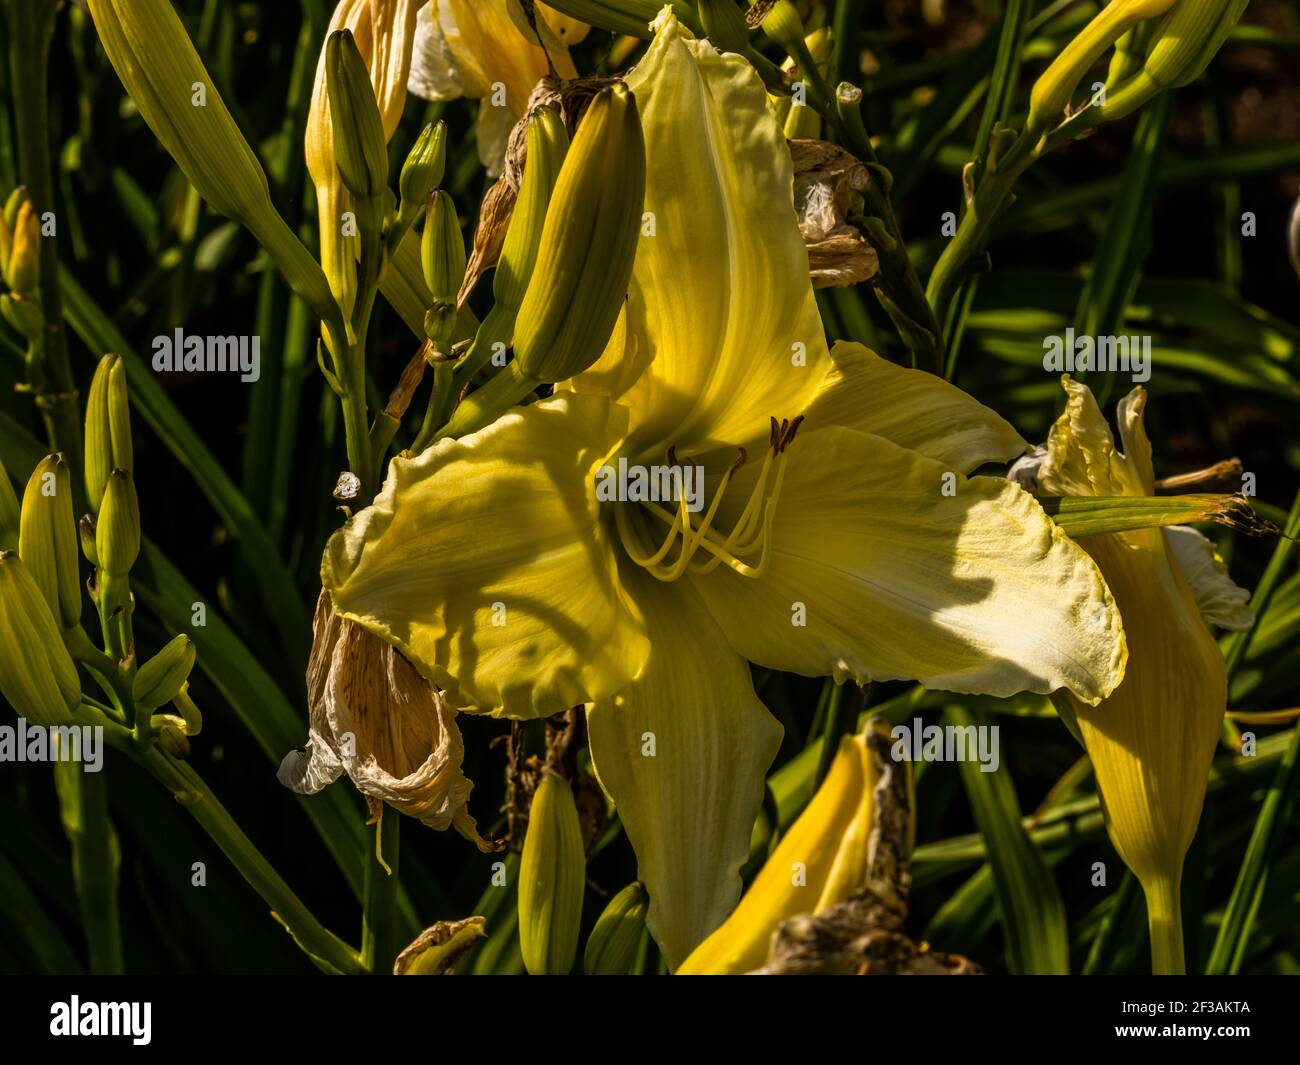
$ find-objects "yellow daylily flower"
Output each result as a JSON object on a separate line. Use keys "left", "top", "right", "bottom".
{"left": 408, "top": 0, "right": 579, "bottom": 175}
{"left": 323, "top": 11, "right": 1126, "bottom": 968}
{"left": 306, "top": 0, "right": 422, "bottom": 314}
{"left": 678, "top": 729, "right": 880, "bottom": 975}
{"left": 1011, "top": 375, "right": 1253, "bottom": 974}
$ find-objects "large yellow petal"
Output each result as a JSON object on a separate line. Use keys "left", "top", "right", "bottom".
{"left": 323, "top": 393, "right": 649, "bottom": 719}
{"left": 691, "top": 426, "right": 1128, "bottom": 704}
{"left": 574, "top": 12, "right": 829, "bottom": 456}
{"left": 587, "top": 563, "right": 782, "bottom": 971}
{"left": 677, "top": 732, "right": 873, "bottom": 975}
{"left": 437, "top": 0, "right": 575, "bottom": 110}
{"left": 803, "top": 342, "right": 1029, "bottom": 473}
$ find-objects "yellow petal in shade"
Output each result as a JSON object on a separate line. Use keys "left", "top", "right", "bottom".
{"left": 678, "top": 731, "right": 875, "bottom": 975}
{"left": 610, "top": 13, "right": 830, "bottom": 456}
{"left": 803, "top": 342, "right": 1029, "bottom": 473}
{"left": 587, "top": 563, "right": 782, "bottom": 972}
{"left": 690, "top": 425, "right": 1127, "bottom": 705}
{"left": 322, "top": 393, "right": 649, "bottom": 719}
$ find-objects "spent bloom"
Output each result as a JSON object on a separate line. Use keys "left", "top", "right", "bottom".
{"left": 1010, "top": 376, "right": 1252, "bottom": 974}
{"left": 321, "top": 12, "right": 1126, "bottom": 968}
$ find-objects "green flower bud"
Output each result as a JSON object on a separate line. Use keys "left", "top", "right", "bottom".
{"left": 583, "top": 881, "right": 648, "bottom": 975}
{"left": 18, "top": 454, "right": 81, "bottom": 630}
{"left": 325, "top": 29, "right": 389, "bottom": 200}
{"left": 0, "top": 551, "right": 80, "bottom": 726}
{"left": 518, "top": 772, "right": 585, "bottom": 975}
{"left": 78, "top": 514, "right": 98, "bottom": 567}
{"left": 399, "top": 122, "right": 448, "bottom": 217}
{"left": 420, "top": 190, "right": 466, "bottom": 307}
{"left": 699, "top": 0, "right": 751, "bottom": 53}
{"left": 84, "top": 354, "right": 134, "bottom": 512}
{"left": 0, "top": 211, "right": 10, "bottom": 277}
{"left": 5, "top": 200, "right": 40, "bottom": 295}
{"left": 493, "top": 108, "right": 569, "bottom": 312}
{"left": 0, "top": 458, "right": 19, "bottom": 553}
{"left": 133, "top": 633, "right": 196, "bottom": 712}
{"left": 2, "top": 188, "right": 24, "bottom": 231}
{"left": 95, "top": 469, "right": 140, "bottom": 580}
{"left": 513, "top": 84, "right": 646, "bottom": 383}
{"left": 0, "top": 293, "right": 43, "bottom": 342}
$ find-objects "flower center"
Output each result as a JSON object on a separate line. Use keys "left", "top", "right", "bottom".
{"left": 614, "top": 416, "right": 802, "bottom": 582}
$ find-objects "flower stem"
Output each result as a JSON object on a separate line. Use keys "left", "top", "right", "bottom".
{"left": 54, "top": 760, "right": 123, "bottom": 973}
{"left": 1145, "top": 878, "right": 1187, "bottom": 975}
{"left": 361, "top": 807, "right": 401, "bottom": 974}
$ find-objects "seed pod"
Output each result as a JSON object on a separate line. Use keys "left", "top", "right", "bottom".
{"left": 0, "top": 551, "right": 80, "bottom": 726}
{"left": 84, "top": 354, "right": 134, "bottom": 512}
{"left": 133, "top": 634, "right": 196, "bottom": 712}
{"left": 0, "top": 457, "right": 19, "bottom": 553}
{"left": 421, "top": 190, "right": 466, "bottom": 307}
{"left": 18, "top": 454, "right": 81, "bottom": 630}
{"left": 95, "top": 469, "right": 141, "bottom": 579}
{"left": 518, "top": 772, "right": 585, "bottom": 975}
{"left": 513, "top": 84, "right": 646, "bottom": 383}
{"left": 493, "top": 108, "right": 569, "bottom": 312}
{"left": 5, "top": 200, "right": 40, "bottom": 295}
{"left": 326, "top": 29, "right": 390, "bottom": 200}
{"left": 583, "top": 881, "right": 648, "bottom": 975}
{"left": 698, "top": 0, "right": 750, "bottom": 53}
{"left": 399, "top": 121, "right": 447, "bottom": 217}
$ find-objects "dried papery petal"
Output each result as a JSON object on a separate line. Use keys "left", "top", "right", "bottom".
{"left": 789, "top": 139, "right": 879, "bottom": 288}
{"left": 279, "top": 591, "right": 492, "bottom": 850}
{"left": 393, "top": 916, "right": 486, "bottom": 974}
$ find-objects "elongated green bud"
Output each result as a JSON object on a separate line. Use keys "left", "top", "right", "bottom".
{"left": 493, "top": 108, "right": 569, "bottom": 312}
{"left": 19, "top": 454, "right": 81, "bottom": 630}
{"left": 133, "top": 633, "right": 196, "bottom": 712}
{"left": 86, "top": 0, "right": 337, "bottom": 325}
{"left": 421, "top": 190, "right": 465, "bottom": 305}
{"left": 518, "top": 772, "right": 585, "bottom": 975}
{"left": 699, "top": 0, "right": 750, "bottom": 53}
{"left": 78, "top": 514, "right": 98, "bottom": 566}
{"left": 0, "top": 293, "right": 42, "bottom": 342}
{"left": 2, "top": 188, "right": 23, "bottom": 230}
{"left": 0, "top": 211, "right": 10, "bottom": 277}
{"left": 4, "top": 200, "right": 40, "bottom": 295}
{"left": 1026, "top": 0, "right": 1178, "bottom": 137}
{"left": 583, "top": 881, "right": 648, "bottom": 975}
{"left": 84, "top": 354, "right": 134, "bottom": 512}
{"left": 96, "top": 469, "right": 140, "bottom": 579}
{"left": 399, "top": 122, "right": 447, "bottom": 217}
{"left": 326, "top": 29, "right": 389, "bottom": 201}
{"left": 0, "top": 459, "right": 19, "bottom": 552}
{"left": 514, "top": 85, "right": 646, "bottom": 383}
{"left": 0, "top": 551, "right": 80, "bottom": 726}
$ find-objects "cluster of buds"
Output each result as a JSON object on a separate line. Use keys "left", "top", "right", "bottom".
{"left": 1027, "top": 0, "right": 1249, "bottom": 141}
{"left": 0, "top": 188, "right": 44, "bottom": 346}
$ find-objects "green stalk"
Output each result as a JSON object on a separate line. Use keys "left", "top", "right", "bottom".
{"left": 1145, "top": 876, "right": 1186, "bottom": 975}
{"left": 361, "top": 808, "right": 401, "bottom": 974}
{"left": 4, "top": 0, "right": 81, "bottom": 470}
{"left": 54, "top": 761, "right": 123, "bottom": 973}
{"left": 126, "top": 735, "right": 365, "bottom": 975}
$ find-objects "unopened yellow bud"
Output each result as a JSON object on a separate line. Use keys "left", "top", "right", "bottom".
{"left": 4, "top": 200, "right": 40, "bottom": 294}
{"left": 518, "top": 772, "right": 585, "bottom": 975}
{"left": 513, "top": 84, "right": 646, "bottom": 383}
{"left": 0, "top": 551, "right": 80, "bottom": 726}
{"left": 326, "top": 29, "right": 390, "bottom": 200}
{"left": 95, "top": 469, "right": 140, "bottom": 579}
{"left": 420, "top": 190, "right": 466, "bottom": 308}
{"left": 84, "top": 354, "right": 133, "bottom": 512}
{"left": 754, "top": 0, "right": 805, "bottom": 51}
{"left": 583, "top": 881, "right": 648, "bottom": 975}
{"left": 133, "top": 633, "right": 196, "bottom": 712}
{"left": 18, "top": 454, "right": 81, "bottom": 630}
{"left": 493, "top": 107, "right": 569, "bottom": 312}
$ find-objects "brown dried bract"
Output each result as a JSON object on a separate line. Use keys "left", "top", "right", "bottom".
{"left": 789, "top": 138, "right": 880, "bottom": 289}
